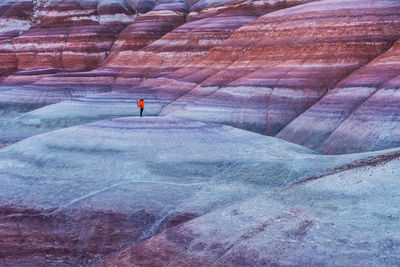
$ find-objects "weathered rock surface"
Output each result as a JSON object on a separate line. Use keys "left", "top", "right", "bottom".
{"left": 0, "top": 0, "right": 317, "bottom": 146}
{"left": 0, "top": 117, "right": 395, "bottom": 266}
{"left": 0, "top": 0, "right": 32, "bottom": 40}
{"left": 165, "top": 0, "right": 400, "bottom": 137}
{"left": 0, "top": 0, "right": 128, "bottom": 78}
{"left": 0, "top": 0, "right": 33, "bottom": 78}
{"left": 97, "top": 147, "right": 400, "bottom": 266}
{"left": 0, "top": 0, "right": 191, "bottom": 129}
{"left": 6, "top": 0, "right": 399, "bottom": 153}
{"left": 104, "top": 0, "right": 190, "bottom": 64}
{"left": 278, "top": 38, "right": 400, "bottom": 154}
{"left": 1, "top": 0, "right": 400, "bottom": 153}
{"left": 1, "top": 0, "right": 400, "bottom": 266}
{"left": 0, "top": 0, "right": 186, "bottom": 80}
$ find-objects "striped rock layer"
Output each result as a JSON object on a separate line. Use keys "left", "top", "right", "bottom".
{"left": 0, "top": 0, "right": 400, "bottom": 266}
{"left": 0, "top": 0, "right": 315, "bottom": 144}
{"left": 278, "top": 38, "right": 400, "bottom": 154}
{"left": 0, "top": 0, "right": 32, "bottom": 41}
{"left": 0, "top": 0, "right": 33, "bottom": 78}
{"left": 1, "top": 117, "right": 399, "bottom": 265}
{"left": 164, "top": 0, "right": 400, "bottom": 140}
{"left": 1, "top": 0, "right": 400, "bottom": 153}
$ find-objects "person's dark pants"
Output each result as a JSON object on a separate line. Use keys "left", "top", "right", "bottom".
{"left": 140, "top": 108, "right": 144, "bottom": 117}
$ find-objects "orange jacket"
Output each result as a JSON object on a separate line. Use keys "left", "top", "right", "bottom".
{"left": 137, "top": 100, "right": 144, "bottom": 108}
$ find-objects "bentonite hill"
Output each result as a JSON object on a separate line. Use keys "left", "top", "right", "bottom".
{"left": 0, "top": 0, "right": 399, "bottom": 266}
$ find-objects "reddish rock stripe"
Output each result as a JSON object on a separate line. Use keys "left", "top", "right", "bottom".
{"left": 110, "top": 12, "right": 256, "bottom": 68}
{"left": 36, "top": 2, "right": 99, "bottom": 26}
{"left": 165, "top": 0, "right": 400, "bottom": 138}
{"left": 0, "top": 0, "right": 143, "bottom": 78}
{"left": 0, "top": 1, "right": 33, "bottom": 74}
{"left": 109, "top": 0, "right": 309, "bottom": 69}
{"left": 0, "top": 206, "right": 159, "bottom": 266}
{"left": 0, "top": 0, "right": 329, "bottom": 146}
{"left": 0, "top": 39, "right": 18, "bottom": 77}
{"left": 102, "top": 1, "right": 267, "bottom": 128}
{"left": 9, "top": 24, "right": 116, "bottom": 72}
{"left": 105, "top": 2, "right": 190, "bottom": 65}
{"left": 278, "top": 38, "right": 400, "bottom": 153}
{"left": 107, "top": 0, "right": 282, "bottom": 108}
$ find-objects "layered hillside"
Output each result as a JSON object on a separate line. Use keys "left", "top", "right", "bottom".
{"left": 98, "top": 146, "right": 400, "bottom": 266}
{"left": 1, "top": 0, "right": 400, "bottom": 266}
{"left": 1, "top": 117, "right": 399, "bottom": 266}
{"left": 1, "top": 0, "right": 400, "bottom": 153}
{"left": 278, "top": 38, "right": 400, "bottom": 154}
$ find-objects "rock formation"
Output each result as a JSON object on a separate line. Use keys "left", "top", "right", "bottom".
{"left": 1, "top": 117, "right": 398, "bottom": 265}
{"left": 0, "top": 0, "right": 33, "bottom": 78}
{"left": 0, "top": 0, "right": 316, "bottom": 145}
{"left": 278, "top": 34, "right": 400, "bottom": 154}
{"left": 1, "top": 0, "right": 400, "bottom": 266}
{"left": 165, "top": 0, "right": 400, "bottom": 138}
{"left": 97, "top": 146, "right": 400, "bottom": 266}
{"left": 2, "top": 0, "right": 400, "bottom": 153}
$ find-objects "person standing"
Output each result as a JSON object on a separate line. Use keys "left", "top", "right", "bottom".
{"left": 137, "top": 98, "right": 144, "bottom": 117}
